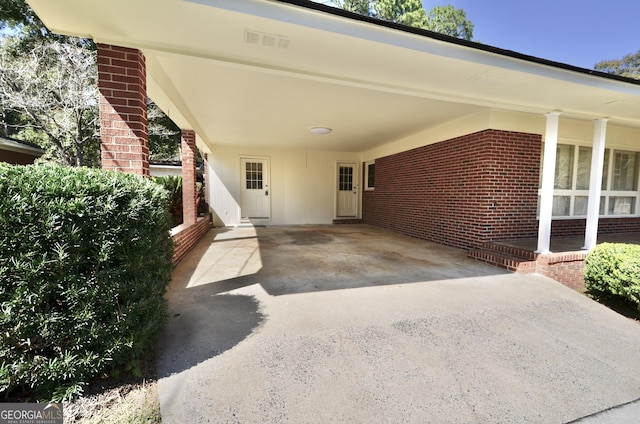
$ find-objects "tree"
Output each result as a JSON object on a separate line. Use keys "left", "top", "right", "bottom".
{"left": 148, "top": 100, "right": 181, "bottom": 161}
{"left": 337, "top": 0, "right": 371, "bottom": 16}
{"left": 0, "top": 0, "right": 37, "bottom": 30}
{"left": 423, "top": 5, "right": 473, "bottom": 41}
{"left": 0, "top": 0, "right": 181, "bottom": 166}
{"left": 334, "top": 0, "right": 474, "bottom": 40}
{"left": 376, "top": 0, "right": 427, "bottom": 27}
{"left": 0, "top": 36, "right": 100, "bottom": 166}
{"left": 594, "top": 51, "right": 640, "bottom": 80}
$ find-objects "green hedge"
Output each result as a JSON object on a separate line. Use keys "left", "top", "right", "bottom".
{"left": 0, "top": 164, "right": 174, "bottom": 401}
{"left": 585, "top": 243, "right": 640, "bottom": 306}
{"left": 153, "top": 175, "right": 183, "bottom": 227}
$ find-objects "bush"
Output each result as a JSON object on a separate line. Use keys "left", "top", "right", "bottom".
{"left": 153, "top": 175, "right": 182, "bottom": 227}
{"left": 0, "top": 164, "right": 174, "bottom": 401}
{"left": 584, "top": 243, "right": 640, "bottom": 307}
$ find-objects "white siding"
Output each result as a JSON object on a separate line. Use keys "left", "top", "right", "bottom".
{"left": 208, "top": 146, "right": 361, "bottom": 226}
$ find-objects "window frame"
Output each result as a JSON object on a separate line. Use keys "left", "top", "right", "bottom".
{"left": 539, "top": 143, "right": 640, "bottom": 219}
{"left": 364, "top": 160, "right": 375, "bottom": 191}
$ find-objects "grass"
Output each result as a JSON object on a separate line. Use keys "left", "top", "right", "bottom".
{"left": 63, "top": 351, "right": 161, "bottom": 424}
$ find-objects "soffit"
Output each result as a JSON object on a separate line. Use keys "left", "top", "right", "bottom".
{"left": 27, "top": 0, "right": 640, "bottom": 152}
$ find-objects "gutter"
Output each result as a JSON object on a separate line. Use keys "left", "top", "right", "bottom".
{"left": 0, "top": 137, "right": 45, "bottom": 156}
{"left": 275, "top": 0, "right": 640, "bottom": 86}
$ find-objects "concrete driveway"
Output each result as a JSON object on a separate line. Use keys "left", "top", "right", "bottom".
{"left": 157, "top": 225, "right": 640, "bottom": 423}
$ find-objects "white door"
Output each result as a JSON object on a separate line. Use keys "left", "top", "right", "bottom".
{"left": 336, "top": 162, "right": 358, "bottom": 217}
{"left": 241, "top": 158, "right": 270, "bottom": 219}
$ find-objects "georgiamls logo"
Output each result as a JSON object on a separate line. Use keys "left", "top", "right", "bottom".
{"left": 0, "top": 402, "right": 63, "bottom": 424}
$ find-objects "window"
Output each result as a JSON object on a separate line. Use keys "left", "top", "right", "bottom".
{"left": 554, "top": 144, "right": 574, "bottom": 189}
{"left": 612, "top": 150, "right": 639, "bottom": 191}
{"left": 245, "top": 161, "right": 263, "bottom": 190}
{"left": 365, "top": 161, "right": 375, "bottom": 191}
{"left": 540, "top": 143, "right": 640, "bottom": 218}
{"left": 338, "top": 166, "right": 353, "bottom": 191}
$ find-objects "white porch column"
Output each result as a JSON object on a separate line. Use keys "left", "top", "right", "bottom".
{"left": 536, "top": 112, "right": 561, "bottom": 254}
{"left": 582, "top": 118, "right": 609, "bottom": 250}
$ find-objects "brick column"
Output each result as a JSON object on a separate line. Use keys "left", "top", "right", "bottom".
{"left": 97, "top": 44, "right": 149, "bottom": 176}
{"left": 181, "top": 130, "right": 197, "bottom": 225}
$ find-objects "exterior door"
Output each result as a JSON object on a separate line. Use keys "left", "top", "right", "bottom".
{"left": 336, "top": 162, "right": 358, "bottom": 217}
{"left": 241, "top": 158, "right": 270, "bottom": 219}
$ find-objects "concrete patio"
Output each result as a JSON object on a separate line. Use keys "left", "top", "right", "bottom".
{"left": 156, "top": 224, "right": 640, "bottom": 423}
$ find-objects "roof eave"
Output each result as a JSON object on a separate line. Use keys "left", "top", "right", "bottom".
{"left": 0, "top": 138, "right": 45, "bottom": 156}
{"left": 276, "top": 0, "right": 640, "bottom": 87}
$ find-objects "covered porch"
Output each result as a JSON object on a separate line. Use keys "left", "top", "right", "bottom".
{"left": 470, "top": 232, "right": 640, "bottom": 289}
{"left": 26, "top": 0, "right": 640, "bottom": 265}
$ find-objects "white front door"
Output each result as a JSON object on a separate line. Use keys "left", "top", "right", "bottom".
{"left": 336, "top": 162, "right": 358, "bottom": 217}
{"left": 241, "top": 158, "right": 270, "bottom": 219}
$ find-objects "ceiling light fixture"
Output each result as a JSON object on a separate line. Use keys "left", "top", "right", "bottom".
{"left": 309, "top": 127, "right": 332, "bottom": 135}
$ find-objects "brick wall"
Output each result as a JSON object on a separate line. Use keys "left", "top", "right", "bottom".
{"left": 97, "top": 44, "right": 149, "bottom": 176}
{"left": 171, "top": 215, "right": 212, "bottom": 265}
{"left": 551, "top": 217, "right": 640, "bottom": 237}
{"left": 535, "top": 252, "right": 588, "bottom": 290}
{"left": 363, "top": 129, "right": 542, "bottom": 250}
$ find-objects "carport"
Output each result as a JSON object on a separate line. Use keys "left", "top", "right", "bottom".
{"left": 157, "top": 224, "right": 640, "bottom": 423}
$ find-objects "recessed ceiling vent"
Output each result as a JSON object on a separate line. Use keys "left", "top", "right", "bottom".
{"left": 244, "top": 30, "right": 291, "bottom": 49}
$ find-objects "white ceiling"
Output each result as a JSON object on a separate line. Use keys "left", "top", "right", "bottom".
{"left": 27, "top": 0, "right": 640, "bottom": 152}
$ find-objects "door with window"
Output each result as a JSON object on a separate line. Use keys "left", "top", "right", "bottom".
{"left": 241, "top": 158, "right": 270, "bottom": 219}
{"left": 336, "top": 162, "right": 358, "bottom": 217}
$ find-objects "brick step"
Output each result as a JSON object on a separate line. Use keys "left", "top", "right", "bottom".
{"left": 478, "top": 242, "right": 538, "bottom": 261}
{"left": 468, "top": 248, "right": 537, "bottom": 273}
{"left": 333, "top": 219, "right": 364, "bottom": 224}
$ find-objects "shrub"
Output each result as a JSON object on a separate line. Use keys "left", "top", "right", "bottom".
{"left": 153, "top": 175, "right": 182, "bottom": 227}
{"left": 0, "top": 164, "right": 174, "bottom": 401}
{"left": 584, "top": 243, "right": 640, "bottom": 307}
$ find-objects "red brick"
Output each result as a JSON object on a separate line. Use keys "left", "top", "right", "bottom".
{"left": 98, "top": 44, "right": 149, "bottom": 176}
{"left": 363, "top": 130, "right": 541, "bottom": 250}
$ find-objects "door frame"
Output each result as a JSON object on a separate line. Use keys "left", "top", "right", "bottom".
{"left": 335, "top": 161, "right": 359, "bottom": 219}
{"left": 240, "top": 156, "right": 271, "bottom": 221}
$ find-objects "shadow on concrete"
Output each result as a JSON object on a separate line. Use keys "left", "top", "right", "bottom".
{"left": 156, "top": 292, "right": 265, "bottom": 379}
{"left": 157, "top": 228, "right": 266, "bottom": 378}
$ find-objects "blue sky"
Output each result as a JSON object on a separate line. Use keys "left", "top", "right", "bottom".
{"left": 314, "top": 1, "right": 640, "bottom": 70}
{"left": 424, "top": 0, "right": 640, "bottom": 69}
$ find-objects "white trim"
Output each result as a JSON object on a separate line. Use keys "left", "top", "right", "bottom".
{"left": 335, "top": 161, "right": 359, "bottom": 218}
{"left": 537, "top": 112, "right": 561, "bottom": 254}
{"left": 364, "top": 160, "right": 375, "bottom": 191}
{"left": 583, "top": 119, "right": 608, "bottom": 250}
{"left": 239, "top": 156, "right": 271, "bottom": 222}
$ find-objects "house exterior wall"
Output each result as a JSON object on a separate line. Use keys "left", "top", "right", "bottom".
{"left": 208, "top": 146, "right": 361, "bottom": 226}
{"left": 149, "top": 164, "right": 182, "bottom": 177}
{"left": 363, "top": 129, "right": 542, "bottom": 250}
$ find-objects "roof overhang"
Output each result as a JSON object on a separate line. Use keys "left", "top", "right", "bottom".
{"left": 27, "top": 0, "right": 640, "bottom": 153}
{"left": 0, "top": 137, "right": 44, "bottom": 156}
